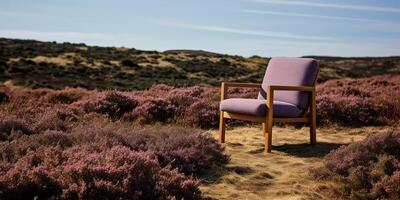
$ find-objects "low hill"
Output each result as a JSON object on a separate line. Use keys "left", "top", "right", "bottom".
{"left": 1, "top": 38, "right": 399, "bottom": 90}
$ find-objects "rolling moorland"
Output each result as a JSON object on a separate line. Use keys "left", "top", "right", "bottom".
{"left": 1, "top": 37, "right": 400, "bottom": 90}
{"left": 0, "top": 38, "right": 399, "bottom": 200}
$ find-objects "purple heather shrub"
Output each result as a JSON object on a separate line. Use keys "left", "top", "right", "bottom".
{"left": 183, "top": 99, "right": 220, "bottom": 129}
{"left": 166, "top": 95, "right": 194, "bottom": 118}
{"left": 227, "top": 87, "right": 259, "bottom": 99}
{"left": 9, "top": 88, "right": 53, "bottom": 106}
{"left": 316, "top": 75, "right": 400, "bottom": 126}
{"left": 59, "top": 146, "right": 200, "bottom": 200}
{"left": 324, "top": 131, "right": 400, "bottom": 175}
{"left": 43, "top": 88, "right": 87, "bottom": 104}
{"left": 165, "top": 86, "right": 204, "bottom": 115}
{"left": 169, "top": 85, "right": 204, "bottom": 98}
{"left": 134, "top": 98, "right": 177, "bottom": 123}
{"left": 125, "top": 126, "right": 229, "bottom": 175}
{"left": 312, "top": 131, "right": 400, "bottom": 199}
{"left": 0, "top": 125, "right": 227, "bottom": 199}
{"left": 0, "top": 130, "right": 73, "bottom": 163}
{"left": 148, "top": 84, "right": 176, "bottom": 94}
{"left": 0, "top": 145, "right": 201, "bottom": 200}
{"left": 34, "top": 105, "right": 80, "bottom": 132}
{"left": 0, "top": 114, "right": 34, "bottom": 141}
{"left": 83, "top": 91, "right": 138, "bottom": 120}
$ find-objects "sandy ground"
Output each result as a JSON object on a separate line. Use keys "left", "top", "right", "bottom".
{"left": 200, "top": 125, "right": 395, "bottom": 200}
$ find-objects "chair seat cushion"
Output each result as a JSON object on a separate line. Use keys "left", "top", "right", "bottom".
{"left": 220, "top": 98, "right": 302, "bottom": 117}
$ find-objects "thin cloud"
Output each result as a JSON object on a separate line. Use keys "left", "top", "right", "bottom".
{"left": 242, "top": 9, "right": 380, "bottom": 22}
{"left": 0, "top": 11, "right": 49, "bottom": 19}
{"left": 0, "top": 30, "right": 109, "bottom": 40}
{"left": 161, "top": 21, "right": 336, "bottom": 41}
{"left": 249, "top": 0, "right": 400, "bottom": 13}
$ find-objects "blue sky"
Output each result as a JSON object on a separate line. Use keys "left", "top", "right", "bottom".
{"left": 0, "top": 0, "right": 399, "bottom": 57}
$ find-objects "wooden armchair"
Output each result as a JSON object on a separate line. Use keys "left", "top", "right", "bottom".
{"left": 218, "top": 57, "right": 319, "bottom": 153}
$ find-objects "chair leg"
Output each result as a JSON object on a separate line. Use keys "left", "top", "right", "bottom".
{"left": 262, "top": 123, "right": 266, "bottom": 137}
{"left": 310, "top": 90, "right": 317, "bottom": 145}
{"left": 310, "top": 117, "right": 316, "bottom": 145}
{"left": 218, "top": 111, "right": 226, "bottom": 143}
{"left": 264, "top": 118, "right": 273, "bottom": 153}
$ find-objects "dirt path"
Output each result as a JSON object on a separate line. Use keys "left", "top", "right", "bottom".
{"left": 200, "top": 126, "right": 393, "bottom": 200}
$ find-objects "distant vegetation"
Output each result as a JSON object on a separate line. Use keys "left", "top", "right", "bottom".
{"left": 1, "top": 38, "right": 400, "bottom": 90}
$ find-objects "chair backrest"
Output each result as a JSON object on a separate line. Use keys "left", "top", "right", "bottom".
{"left": 258, "top": 57, "right": 319, "bottom": 110}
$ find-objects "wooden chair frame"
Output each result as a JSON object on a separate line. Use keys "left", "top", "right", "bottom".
{"left": 218, "top": 82, "right": 317, "bottom": 153}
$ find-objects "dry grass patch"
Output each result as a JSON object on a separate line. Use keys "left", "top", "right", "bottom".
{"left": 31, "top": 55, "right": 73, "bottom": 66}
{"left": 201, "top": 126, "right": 394, "bottom": 200}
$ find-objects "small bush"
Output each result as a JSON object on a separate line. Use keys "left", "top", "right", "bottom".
{"left": 184, "top": 99, "right": 219, "bottom": 129}
{"left": 134, "top": 98, "right": 177, "bottom": 123}
{"left": 102, "top": 60, "right": 111, "bottom": 65}
{"left": 34, "top": 106, "right": 79, "bottom": 132}
{"left": 312, "top": 131, "right": 400, "bottom": 199}
{"left": 0, "top": 91, "right": 10, "bottom": 104}
{"left": 44, "top": 89, "right": 85, "bottom": 104}
{"left": 121, "top": 59, "right": 139, "bottom": 68}
{"left": 84, "top": 91, "right": 138, "bottom": 120}
{"left": 0, "top": 115, "right": 34, "bottom": 141}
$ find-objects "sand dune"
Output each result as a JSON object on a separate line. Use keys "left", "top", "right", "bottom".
{"left": 200, "top": 126, "right": 393, "bottom": 200}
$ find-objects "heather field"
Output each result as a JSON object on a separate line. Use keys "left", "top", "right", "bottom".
{"left": 0, "top": 74, "right": 399, "bottom": 199}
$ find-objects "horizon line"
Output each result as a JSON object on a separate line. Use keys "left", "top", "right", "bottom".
{"left": 1, "top": 36, "right": 400, "bottom": 59}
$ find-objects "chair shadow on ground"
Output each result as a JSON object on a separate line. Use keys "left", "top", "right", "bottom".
{"left": 273, "top": 142, "right": 344, "bottom": 158}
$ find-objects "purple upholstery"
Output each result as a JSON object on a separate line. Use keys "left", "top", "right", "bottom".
{"left": 258, "top": 57, "right": 318, "bottom": 110}
{"left": 220, "top": 98, "right": 302, "bottom": 117}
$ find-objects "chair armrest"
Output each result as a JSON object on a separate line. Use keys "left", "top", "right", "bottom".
{"left": 220, "top": 82, "right": 261, "bottom": 100}
{"left": 268, "top": 85, "right": 315, "bottom": 92}
{"left": 266, "top": 85, "right": 316, "bottom": 109}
